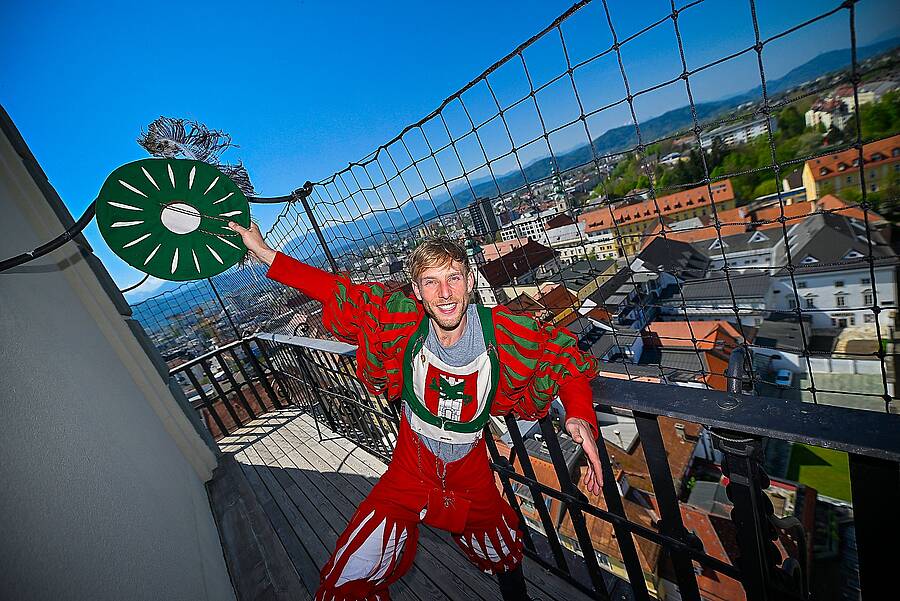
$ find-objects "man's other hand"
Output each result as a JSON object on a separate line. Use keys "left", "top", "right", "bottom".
{"left": 565, "top": 417, "right": 604, "bottom": 497}
{"left": 228, "top": 221, "right": 277, "bottom": 266}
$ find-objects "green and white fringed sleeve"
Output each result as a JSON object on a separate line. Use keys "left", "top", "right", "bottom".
{"left": 491, "top": 307, "right": 601, "bottom": 425}
{"left": 267, "top": 252, "right": 421, "bottom": 399}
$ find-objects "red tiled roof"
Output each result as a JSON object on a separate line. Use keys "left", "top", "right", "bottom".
{"left": 578, "top": 180, "right": 735, "bottom": 234}
{"left": 678, "top": 505, "right": 746, "bottom": 601}
{"left": 806, "top": 134, "right": 900, "bottom": 181}
{"left": 816, "top": 193, "right": 886, "bottom": 223}
{"left": 478, "top": 239, "right": 556, "bottom": 288}
{"left": 641, "top": 201, "right": 817, "bottom": 247}
{"left": 481, "top": 237, "right": 529, "bottom": 262}
{"left": 644, "top": 320, "right": 743, "bottom": 351}
{"left": 544, "top": 213, "right": 576, "bottom": 230}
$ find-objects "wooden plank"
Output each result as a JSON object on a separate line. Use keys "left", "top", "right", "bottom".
{"left": 228, "top": 409, "right": 608, "bottom": 601}
{"left": 234, "top": 447, "right": 322, "bottom": 594}
{"left": 206, "top": 457, "right": 310, "bottom": 601}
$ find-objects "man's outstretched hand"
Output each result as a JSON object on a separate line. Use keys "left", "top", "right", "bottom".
{"left": 228, "top": 221, "right": 277, "bottom": 266}
{"left": 566, "top": 417, "right": 604, "bottom": 497}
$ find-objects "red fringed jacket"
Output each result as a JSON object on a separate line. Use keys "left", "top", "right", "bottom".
{"left": 267, "top": 252, "right": 600, "bottom": 438}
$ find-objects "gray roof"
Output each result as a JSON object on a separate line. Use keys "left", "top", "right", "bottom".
{"left": 754, "top": 312, "right": 812, "bottom": 352}
{"left": 577, "top": 326, "right": 640, "bottom": 359}
{"left": 586, "top": 266, "right": 636, "bottom": 307}
{"left": 555, "top": 258, "right": 616, "bottom": 290}
{"left": 638, "top": 348, "right": 707, "bottom": 383}
{"left": 638, "top": 237, "right": 710, "bottom": 280}
{"left": 668, "top": 272, "right": 771, "bottom": 301}
{"left": 773, "top": 212, "right": 897, "bottom": 276}
{"left": 688, "top": 481, "right": 733, "bottom": 517}
{"left": 692, "top": 229, "right": 782, "bottom": 256}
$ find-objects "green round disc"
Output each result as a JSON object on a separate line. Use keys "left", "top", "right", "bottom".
{"left": 96, "top": 158, "right": 250, "bottom": 281}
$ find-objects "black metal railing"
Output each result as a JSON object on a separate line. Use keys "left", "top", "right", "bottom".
{"left": 179, "top": 333, "right": 900, "bottom": 601}
{"left": 169, "top": 337, "right": 286, "bottom": 440}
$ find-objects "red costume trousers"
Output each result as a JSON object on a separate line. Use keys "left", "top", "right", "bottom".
{"left": 315, "top": 414, "right": 524, "bottom": 601}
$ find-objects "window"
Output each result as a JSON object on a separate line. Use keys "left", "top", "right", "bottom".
{"left": 843, "top": 250, "right": 864, "bottom": 260}
{"left": 846, "top": 176, "right": 853, "bottom": 183}
{"left": 864, "top": 314, "right": 875, "bottom": 323}
{"left": 835, "top": 280, "right": 844, "bottom": 287}
{"left": 748, "top": 231, "right": 769, "bottom": 243}
{"left": 836, "top": 295, "right": 846, "bottom": 307}
{"left": 805, "top": 298, "right": 815, "bottom": 308}
{"left": 801, "top": 255, "right": 819, "bottom": 264}
{"left": 788, "top": 298, "right": 797, "bottom": 309}
{"left": 797, "top": 281, "right": 807, "bottom": 289}
{"left": 870, "top": 183, "right": 877, "bottom": 192}
{"left": 850, "top": 316, "right": 856, "bottom": 326}
{"left": 863, "top": 290, "right": 873, "bottom": 305}
{"left": 862, "top": 278, "right": 871, "bottom": 284}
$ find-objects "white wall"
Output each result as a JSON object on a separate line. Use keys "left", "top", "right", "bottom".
{"left": 0, "top": 118, "right": 234, "bottom": 601}
{"left": 770, "top": 266, "right": 895, "bottom": 329}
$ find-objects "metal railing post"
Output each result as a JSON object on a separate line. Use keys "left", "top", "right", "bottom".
{"left": 849, "top": 452, "right": 900, "bottom": 600}
{"left": 295, "top": 182, "right": 339, "bottom": 273}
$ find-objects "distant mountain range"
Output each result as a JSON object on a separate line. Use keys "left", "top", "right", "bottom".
{"left": 286, "top": 36, "right": 899, "bottom": 255}
{"left": 127, "top": 36, "right": 899, "bottom": 304}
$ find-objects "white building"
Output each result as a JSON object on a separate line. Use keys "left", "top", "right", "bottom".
{"left": 805, "top": 98, "right": 853, "bottom": 131}
{"left": 702, "top": 228, "right": 781, "bottom": 273}
{"left": 768, "top": 213, "right": 897, "bottom": 330}
{"left": 499, "top": 208, "right": 557, "bottom": 243}
{"left": 699, "top": 116, "right": 772, "bottom": 149}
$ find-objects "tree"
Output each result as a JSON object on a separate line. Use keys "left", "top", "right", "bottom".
{"left": 778, "top": 106, "right": 805, "bottom": 138}
{"left": 751, "top": 178, "right": 778, "bottom": 199}
{"left": 858, "top": 90, "right": 900, "bottom": 140}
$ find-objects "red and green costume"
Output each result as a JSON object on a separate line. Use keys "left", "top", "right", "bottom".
{"left": 267, "top": 252, "right": 600, "bottom": 601}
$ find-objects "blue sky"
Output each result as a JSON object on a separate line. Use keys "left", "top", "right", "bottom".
{"left": 2, "top": 0, "right": 897, "bottom": 294}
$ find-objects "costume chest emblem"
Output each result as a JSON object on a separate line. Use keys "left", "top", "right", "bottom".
{"left": 423, "top": 365, "right": 479, "bottom": 423}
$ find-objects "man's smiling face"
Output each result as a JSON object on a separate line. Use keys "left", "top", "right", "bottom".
{"left": 412, "top": 260, "right": 474, "bottom": 331}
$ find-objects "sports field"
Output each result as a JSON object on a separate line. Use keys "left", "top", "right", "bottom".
{"left": 786, "top": 444, "right": 852, "bottom": 502}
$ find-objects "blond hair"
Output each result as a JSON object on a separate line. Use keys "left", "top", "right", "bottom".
{"left": 408, "top": 236, "right": 470, "bottom": 281}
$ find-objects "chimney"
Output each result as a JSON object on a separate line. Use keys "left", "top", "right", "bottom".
{"left": 674, "top": 423, "right": 686, "bottom": 442}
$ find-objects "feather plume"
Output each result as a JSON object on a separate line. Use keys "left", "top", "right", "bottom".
{"left": 137, "top": 116, "right": 255, "bottom": 195}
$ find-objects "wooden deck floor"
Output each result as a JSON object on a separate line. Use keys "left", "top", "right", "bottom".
{"left": 209, "top": 407, "right": 614, "bottom": 601}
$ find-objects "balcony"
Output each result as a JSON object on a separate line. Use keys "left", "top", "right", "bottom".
{"left": 174, "top": 334, "right": 900, "bottom": 601}
{"left": 5, "top": 0, "right": 898, "bottom": 599}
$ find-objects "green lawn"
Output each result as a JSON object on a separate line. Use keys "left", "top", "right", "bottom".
{"left": 786, "top": 444, "right": 852, "bottom": 502}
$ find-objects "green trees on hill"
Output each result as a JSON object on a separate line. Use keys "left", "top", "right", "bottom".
{"left": 591, "top": 93, "right": 899, "bottom": 205}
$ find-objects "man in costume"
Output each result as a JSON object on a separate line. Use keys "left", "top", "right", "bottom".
{"left": 229, "top": 222, "right": 604, "bottom": 601}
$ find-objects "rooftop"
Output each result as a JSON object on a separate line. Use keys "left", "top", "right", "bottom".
{"left": 774, "top": 211, "right": 898, "bottom": 276}
{"left": 579, "top": 180, "right": 736, "bottom": 233}
{"left": 478, "top": 238, "right": 556, "bottom": 288}
{"left": 806, "top": 133, "right": 900, "bottom": 181}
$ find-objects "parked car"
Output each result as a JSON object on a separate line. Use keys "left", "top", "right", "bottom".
{"left": 774, "top": 369, "right": 793, "bottom": 387}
